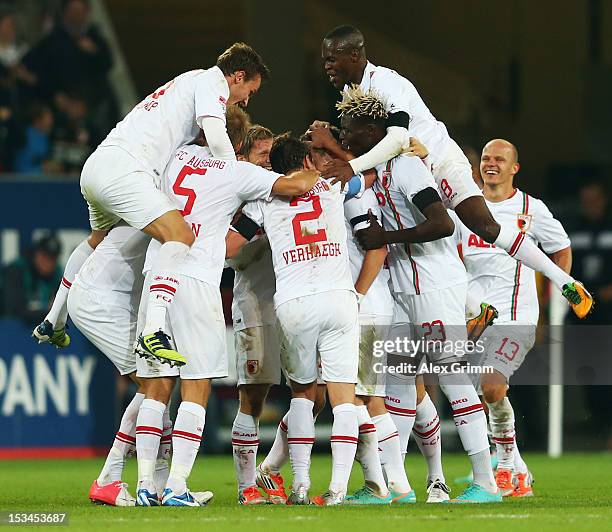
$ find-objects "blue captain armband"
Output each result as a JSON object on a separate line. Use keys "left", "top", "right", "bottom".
{"left": 345, "top": 173, "right": 365, "bottom": 199}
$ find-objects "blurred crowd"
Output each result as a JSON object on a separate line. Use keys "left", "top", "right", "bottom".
{"left": 0, "top": 0, "right": 118, "bottom": 176}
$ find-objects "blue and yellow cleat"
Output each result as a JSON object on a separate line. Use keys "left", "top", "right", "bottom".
{"left": 136, "top": 488, "right": 160, "bottom": 506}
{"left": 345, "top": 485, "right": 393, "bottom": 505}
{"left": 32, "top": 320, "right": 70, "bottom": 349}
{"left": 136, "top": 330, "right": 186, "bottom": 367}
{"left": 445, "top": 483, "right": 502, "bottom": 504}
{"left": 390, "top": 489, "right": 416, "bottom": 504}
{"left": 161, "top": 488, "right": 201, "bottom": 507}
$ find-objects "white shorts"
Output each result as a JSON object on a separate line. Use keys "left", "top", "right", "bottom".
{"left": 356, "top": 315, "right": 391, "bottom": 397}
{"left": 80, "top": 146, "right": 176, "bottom": 231}
{"left": 235, "top": 325, "right": 282, "bottom": 386}
{"left": 67, "top": 283, "right": 137, "bottom": 375}
{"left": 136, "top": 273, "right": 228, "bottom": 380}
{"left": 276, "top": 290, "right": 359, "bottom": 385}
{"left": 433, "top": 140, "right": 483, "bottom": 210}
{"left": 471, "top": 323, "right": 536, "bottom": 383}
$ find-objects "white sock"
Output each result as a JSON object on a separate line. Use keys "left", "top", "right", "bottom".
{"left": 143, "top": 241, "right": 190, "bottom": 335}
{"left": 413, "top": 393, "right": 445, "bottom": 484}
{"left": 513, "top": 442, "right": 528, "bottom": 474}
{"left": 469, "top": 449, "right": 497, "bottom": 492}
{"left": 355, "top": 405, "right": 388, "bottom": 495}
{"left": 136, "top": 398, "right": 166, "bottom": 491}
{"left": 287, "top": 398, "right": 315, "bottom": 491}
{"left": 487, "top": 396, "right": 515, "bottom": 471}
{"left": 45, "top": 240, "right": 94, "bottom": 329}
{"left": 97, "top": 392, "right": 144, "bottom": 484}
{"left": 494, "top": 224, "right": 573, "bottom": 290}
{"left": 372, "top": 412, "right": 412, "bottom": 493}
{"left": 166, "top": 402, "right": 205, "bottom": 494}
{"left": 384, "top": 374, "right": 417, "bottom": 456}
{"left": 232, "top": 411, "right": 259, "bottom": 491}
{"left": 154, "top": 407, "right": 173, "bottom": 493}
{"left": 261, "top": 413, "right": 289, "bottom": 474}
{"left": 329, "top": 403, "right": 358, "bottom": 496}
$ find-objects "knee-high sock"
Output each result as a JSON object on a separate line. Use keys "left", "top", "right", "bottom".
{"left": 413, "top": 393, "right": 445, "bottom": 483}
{"left": 384, "top": 374, "right": 416, "bottom": 456}
{"left": 143, "top": 241, "right": 190, "bottom": 335}
{"left": 287, "top": 398, "right": 315, "bottom": 491}
{"left": 495, "top": 225, "right": 573, "bottom": 291}
{"left": 439, "top": 373, "right": 495, "bottom": 490}
{"left": 154, "top": 406, "right": 173, "bottom": 493}
{"left": 166, "top": 402, "right": 205, "bottom": 494}
{"left": 261, "top": 412, "right": 289, "bottom": 473}
{"left": 45, "top": 240, "right": 94, "bottom": 329}
{"left": 329, "top": 403, "right": 358, "bottom": 496}
{"left": 97, "top": 392, "right": 144, "bottom": 484}
{"left": 232, "top": 411, "right": 260, "bottom": 491}
{"left": 136, "top": 398, "right": 166, "bottom": 491}
{"left": 355, "top": 405, "right": 388, "bottom": 495}
{"left": 513, "top": 441, "right": 528, "bottom": 474}
{"left": 487, "top": 396, "right": 515, "bottom": 471}
{"left": 372, "top": 412, "right": 412, "bottom": 493}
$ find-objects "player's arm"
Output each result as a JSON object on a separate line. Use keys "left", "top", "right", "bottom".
{"left": 548, "top": 247, "right": 572, "bottom": 274}
{"left": 271, "top": 170, "right": 319, "bottom": 197}
{"left": 199, "top": 116, "right": 236, "bottom": 160}
{"left": 225, "top": 213, "right": 261, "bottom": 259}
{"left": 355, "top": 246, "right": 388, "bottom": 298}
{"left": 533, "top": 200, "right": 573, "bottom": 275}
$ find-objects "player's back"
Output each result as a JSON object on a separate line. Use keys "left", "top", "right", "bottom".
{"left": 102, "top": 67, "right": 228, "bottom": 181}
{"left": 243, "top": 177, "right": 354, "bottom": 308}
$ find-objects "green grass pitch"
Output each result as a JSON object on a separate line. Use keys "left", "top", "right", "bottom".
{"left": 1, "top": 453, "right": 610, "bottom": 531}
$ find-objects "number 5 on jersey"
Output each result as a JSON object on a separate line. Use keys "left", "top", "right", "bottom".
{"left": 173, "top": 166, "right": 207, "bottom": 216}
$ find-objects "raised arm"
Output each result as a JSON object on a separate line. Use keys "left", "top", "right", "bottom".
{"left": 271, "top": 170, "right": 319, "bottom": 197}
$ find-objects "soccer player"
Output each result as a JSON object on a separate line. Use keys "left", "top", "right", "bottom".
{"left": 229, "top": 135, "right": 360, "bottom": 506}
{"left": 133, "top": 122, "right": 319, "bottom": 506}
{"left": 33, "top": 43, "right": 269, "bottom": 368}
{"left": 341, "top": 88, "right": 501, "bottom": 503}
{"left": 316, "top": 25, "right": 592, "bottom": 321}
{"left": 457, "top": 139, "right": 572, "bottom": 497}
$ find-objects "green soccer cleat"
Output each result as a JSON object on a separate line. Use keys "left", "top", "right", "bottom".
{"left": 136, "top": 330, "right": 186, "bottom": 367}
{"left": 445, "top": 483, "right": 502, "bottom": 504}
{"left": 32, "top": 320, "right": 71, "bottom": 349}
{"left": 562, "top": 281, "right": 594, "bottom": 319}
{"left": 345, "top": 485, "right": 393, "bottom": 505}
{"left": 390, "top": 489, "right": 416, "bottom": 504}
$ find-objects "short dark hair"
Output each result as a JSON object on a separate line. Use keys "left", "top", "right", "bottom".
{"left": 269, "top": 134, "right": 310, "bottom": 175}
{"left": 239, "top": 124, "right": 274, "bottom": 158}
{"left": 216, "top": 42, "right": 270, "bottom": 81}
{"left": 323, "top": 25, "right": 365, "bottom": 51}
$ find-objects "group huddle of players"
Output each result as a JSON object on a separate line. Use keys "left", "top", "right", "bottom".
{"left": 32, "top": 25, "right": 593, "bottom": 507}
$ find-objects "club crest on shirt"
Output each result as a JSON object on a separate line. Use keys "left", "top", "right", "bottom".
{"left": 517, "top": 213, "right": 532, "bottom": 232}
{"left": 381, "top": 170, "right": 391, "bottom": 189}
{"left": 246, "top": 359, "right": 259, "bottom": 375}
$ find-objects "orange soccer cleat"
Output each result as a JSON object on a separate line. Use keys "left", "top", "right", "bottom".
{"left": 255, "top": 465, "right": 288, "bottom": 504}
{"left": 238, "top": 485, "right": 267, "bottom": 505}
{"left": 466, "top": 302, "right": 499, "bottom": 342}
{"left": 495, "top": 468, "right": 515, "bottom": 497}
{"left": 511, "top": 471, "right": 534, "bottom": 498}
{"left": 562, "top": 281, "right": 594, "bottom": 319}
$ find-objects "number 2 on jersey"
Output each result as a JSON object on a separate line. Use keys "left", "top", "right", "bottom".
{"left": 173, "top": 166, "right": 207, "bottom": 216}
{"left": 290, "top": 195, "right": 327, "bottom": 245}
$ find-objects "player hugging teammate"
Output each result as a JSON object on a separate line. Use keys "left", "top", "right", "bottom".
{"left": 34, "top": 24, "right": 592, "bottom": 508}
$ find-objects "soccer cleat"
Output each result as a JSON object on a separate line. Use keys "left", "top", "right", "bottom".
{"left": 466, "top": 303, "right": 498, "bottom": 342}
{"left": 256, "top": 465, "right": 288, "bottom": 504}
{"left": 286, "top": 485, "right": 311, "bottom": 506}
{"left": 426, "top": 479, "right": 451, "bottom": 503}
{"left": 89, "top": 480, "right": 135, "bottom": 506}
{"left": 446, "top": 483, "right": 502, "bottom": 504}
{"left": 345, "top": 485, "right": 392, "bottom": 505}
{"left": 32, "top": 320, "right": 70, "bottom": 348}
{"left": 312, "top": 490, "right": 345, "bottom": 506}
{"left": 136, "top": 488, "right": 160, "bottom": 506}
{"left": 562, "top": 281, "right": 594, "bottom": 319}
{"left": 495, "top": 468, "right": 516, "bottom": 497}
{"left": 390, "top": 489, "right": 416, "bottom": 504}
{"left": 161, "top": 488, "right": 204, "bottom": 507}
{"left": 511, "top": 471, "right": 534, "bottom": 497}
{"left": 238, "top": 485, "right": 267, "bottom": 505}
{"left": 136, "top": 330, "right": 186, "bottom": 367}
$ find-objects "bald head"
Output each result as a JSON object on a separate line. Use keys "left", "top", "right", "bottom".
{"left": 483, "top": 139, "right": 519, "bottom": 163}
{"left": 323, "top": 25, "right": 365, "bottom": 53}
{"left": 480, "top": 139, "right": 520, "bottom": 190}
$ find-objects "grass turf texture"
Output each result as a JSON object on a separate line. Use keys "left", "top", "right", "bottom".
{"left": 0, "top": 453, "right": 610, "bottom": 531}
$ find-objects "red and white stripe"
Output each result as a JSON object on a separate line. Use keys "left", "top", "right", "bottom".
{"left": 358, "top": 423, "right": 377, "bottom": 435}
{"left": 149, "top": 283, "right": 177, "bottom": 297}
{"left": 279, "top": 419, "right": 288, "bottom": 433}
{"left": 330, "top": 435, "right": 359, "bottom": 444}
{"left": 135, "top": 425, "right": 163, "bottom": 437}
{"left": 114, "top": 431, "right": 136, "bottom": 446}
{"left": 287, "top": 437, "right": 315, "bottom": 445}
{"left": 231, "top": 437, "right": 259, "bottom": 446}
{"left": 378, "top": 431, "right": 399, "bottom": 444}
{"left": 413, "top": 420, "right": 441, "bottom": 440}
{"left": 173, "top": 429, "right": 202, "bottom": 443}
{"left": 492, "top": 436, "right": 515, "bottom": 445}
{"left": 385, "top": 404, "right": 417, "bottom": 418}
{"left": 451, "top": 404, "right": 485, "bottom": 418}
{"left": 508, "top": 232, "right": 526, "bottom": 257}
{"left": 61, "top": 276, "right": 72, "bottom": 289}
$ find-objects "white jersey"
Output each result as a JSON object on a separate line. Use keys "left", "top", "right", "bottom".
{"left": 374, "top": 154, "right": 466, "bottom": 295}
{"left": 73, "top": 224, "right": 150, "bottom": 307}
{"left": 457, "top": 189, "right": 570, "bottom": 325}
{"left": 226, "top": 233, "right": 276, "bottom": 330}
{"left": 102, "top": 67, "right": 230, "bottom": 182}
{"left": 354, "top": 62, "right": 452, "bottom": 166}
{"left": 243, "top": 178, "right": 354, "bottom": 308}
{"left": 143, "top": 144, "right": 281, "bottom": 286}
{"left": 344, "top": 189, "right": 393, "bottom": 317}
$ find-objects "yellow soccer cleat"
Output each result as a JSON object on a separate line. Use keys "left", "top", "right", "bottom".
{"left": 32, "top": 320, "right": 71, "bottom": 349}
{"left": 466, "top": 302, "right": 499, "bottom": 343}
{"left": 562, "top": 281, "right": 594, "bottom": 319}
{"left": 136, "top": 330, "right": 186, "bottom": 367}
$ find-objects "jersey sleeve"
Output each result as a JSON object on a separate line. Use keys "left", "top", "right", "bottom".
{"left": 531, "top": 199, "right": 571, "bottom": 254}
{"left": 372, "top": 70, "right": 411, "bottom": 115}
{"left": 194, "top": 69, "right": 229, "bottom": 123}
{"left": 344, "top": 189, "right": 381, "bottom": 233}
{"left": 393, "top": 157, "right": 439, "bottom": 203}
{"left": 236, "top": 162, "right": 283, "bottom": 202}
{"left": 242, "top": 200, "right": 266, "bottom": 229}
